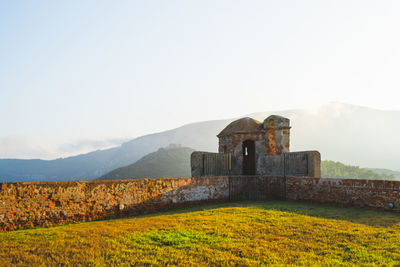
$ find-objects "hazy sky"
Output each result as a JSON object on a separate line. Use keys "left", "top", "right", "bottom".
{"left": 1, "top": 1, "right": 400, "bottom": 159}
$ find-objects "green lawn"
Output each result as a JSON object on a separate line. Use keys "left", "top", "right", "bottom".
{"left": 1, "top": 201, "right": 400, "bottom": 266}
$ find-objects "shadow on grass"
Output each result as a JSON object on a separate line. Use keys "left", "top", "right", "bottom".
{"left": 8, "top": 200, "right": 400, "bottom": 233}
{"left": 256, "top": 200, "right": 400, "bottom": 228}
{"left": 130, "top": 200, "right": 400, "bottom": 228}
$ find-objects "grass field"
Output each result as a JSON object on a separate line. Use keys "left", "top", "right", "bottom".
{"left": 1, "top": 201, "right": 400, "bottom": 266}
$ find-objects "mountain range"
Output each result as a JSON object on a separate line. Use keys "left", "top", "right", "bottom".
{"left": 1, "top": 102, "right": 399, "bottom": 182}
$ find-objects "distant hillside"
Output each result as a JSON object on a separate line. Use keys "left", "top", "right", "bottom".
{"left": 1, "top": 102, "right": 400, "bottom": 182}
{"left": 321, "top": 161, "right": 396, "bottom": 180}
{"left": 99, "top": 145, "right": 195, "bottom": 180}
{"left": 366, "top": 168, "right": 400, "bottom": 179}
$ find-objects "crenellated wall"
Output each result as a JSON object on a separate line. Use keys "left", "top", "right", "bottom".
{"left": 1, "top": 176, "right": 400, "bottom": 232}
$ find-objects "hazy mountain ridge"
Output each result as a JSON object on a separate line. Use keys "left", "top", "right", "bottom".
{"left": 1, "top": 103, "right": 399, "bottom": 182}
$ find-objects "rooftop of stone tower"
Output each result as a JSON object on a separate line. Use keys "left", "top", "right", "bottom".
{"left": 217, "top": 117, "right": 262, "bottom": 137}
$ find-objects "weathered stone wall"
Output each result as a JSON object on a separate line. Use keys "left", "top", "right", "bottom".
{"left": 2, "top": 175, "right": 400, "bottom": 231}
{"left": 229, "top": 176, "right": 286, "bottom": 201}
{"left": 0, "top": 177, "right": 229, "bottom": 231}
{"left": 286, "top": 177, "right": 400, "bottom": 212}
{"left": 264, "top": 116, "right": 290, "bottom": 155}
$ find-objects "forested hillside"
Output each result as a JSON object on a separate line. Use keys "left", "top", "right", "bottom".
{"left": 321, "top": 161, "right": 395, "bottom": 180}
{"left": 99, "top": 145, "right": 194, "bottom": 180}
{"left": 366, "top": 168, "right": 400, "bottom": 179}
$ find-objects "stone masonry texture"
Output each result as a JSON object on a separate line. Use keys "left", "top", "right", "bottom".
{"left": 286, "top": 176, "right": 400, "bottom": 211}
{"left": 0, "top": 177, "right": 229, "bottom": 231}
{"left": 1, "top": 176, "right": 400, "bottom": 231}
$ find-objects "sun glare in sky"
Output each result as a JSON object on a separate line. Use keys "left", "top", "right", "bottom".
{"left": 1, "top": 1, "right": 399, "bottom": 159}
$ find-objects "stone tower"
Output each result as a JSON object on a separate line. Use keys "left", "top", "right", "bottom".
{"left": 217, "top": 115, "right": 290, "bottom": 156}
{"left": 191, "top": 114, "right": 320, "bottom": 178}
{"left": 263, "top": 115, "right": 290, "bottom": 155}
{"left": 216, "top": 115, "right": 291, "bottom": 175}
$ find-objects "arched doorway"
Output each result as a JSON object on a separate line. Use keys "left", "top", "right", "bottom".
{"left": 242, "top": 140, "right": 256, "bottom": 175}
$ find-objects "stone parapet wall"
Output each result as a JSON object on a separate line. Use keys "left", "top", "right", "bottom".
{"left": 1, "top": 176, "right": 400, "bottom": 231}
{"left": 191, "top": 151, "right": 321, "bottom": 178}
{"left": 228, "top": 176, "right": 286, "bottom": 201}
{"left": 0, "top": 177, "right": 229, "bottom": 231}
{"left": 286, "top": 177, "right": 400, "bottom": 212}
{"left": 191, "top": 152, "right": 238, "bottom": 177}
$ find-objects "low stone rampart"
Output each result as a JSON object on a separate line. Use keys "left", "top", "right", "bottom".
{"left": 1, "top": 176, "right": 400, "bottom": 231}
{"left": 0, "top": 177, "right": 229, "bottom": 231}
{"left": 286, "top": 177, "right": 400, "bottom": 212}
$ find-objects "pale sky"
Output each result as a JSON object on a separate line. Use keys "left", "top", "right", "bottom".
{"left": 1, "top": 1, "right": 400, "bottom": 159}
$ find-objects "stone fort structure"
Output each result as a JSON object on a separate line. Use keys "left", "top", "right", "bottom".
{"left": 191, "top": 115, "right": 321, "bottom": 178}
{"left": 1, "top": 115, "right": 399, "bottom": 232}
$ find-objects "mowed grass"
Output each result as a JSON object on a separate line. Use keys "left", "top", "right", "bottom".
{"left": 1, "top": 201, "right": 400, "bottom": 266}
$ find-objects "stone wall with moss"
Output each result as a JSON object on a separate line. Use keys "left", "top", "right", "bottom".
{"left": 0, "top": 177, "right": 229, "bottom": 231}
{"left": 1, "top": 176, "right": 400, "bottom": 232}
{"left": 286, "top": 177, "right": 400, "bottom": 211}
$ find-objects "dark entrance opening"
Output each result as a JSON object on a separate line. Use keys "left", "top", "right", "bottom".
{"left": 242, "top": 140, "right": 256, "bottom": 175}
